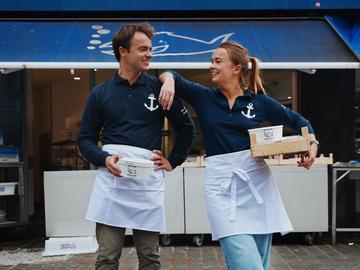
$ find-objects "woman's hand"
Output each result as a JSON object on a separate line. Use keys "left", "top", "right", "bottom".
{"left": 150, "top": 149, "right": 173, "bottom": 171}
{"left": 105, "top": 155, "right": 122, "bottom": 176}
{"left": 159, "top": 72, "right": 175, "bottom": 110}
{"left": 297, "top": 144, "right": 318, "bottom": 169}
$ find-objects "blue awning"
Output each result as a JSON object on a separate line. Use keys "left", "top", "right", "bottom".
{"left": 0, "top": 19, "right": 358, "bottom": 69}
{"left": 326, "top": 16, "right": 360, "bottom": 61}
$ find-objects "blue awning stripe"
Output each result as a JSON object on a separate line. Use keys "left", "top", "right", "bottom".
{"left": 0, "top": 19, "right": 357, "bottom": 64}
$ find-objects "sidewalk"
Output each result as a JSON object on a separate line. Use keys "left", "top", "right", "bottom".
{"left": 0, "top": 233, "right": 360, "bottom": 269}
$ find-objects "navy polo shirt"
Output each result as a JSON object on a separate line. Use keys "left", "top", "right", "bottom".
{"left": 78, "top": 72, "right": 195, "bottom": 167}
{"left": 170, "top": 71, "right": 314, "bottom": 157}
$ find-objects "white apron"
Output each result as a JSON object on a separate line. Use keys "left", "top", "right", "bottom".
{"left": 205, "top": 150, "right": 293, "bottom": 240}
{"left": 86, "top": 144, "right": 165, "bottom": 232}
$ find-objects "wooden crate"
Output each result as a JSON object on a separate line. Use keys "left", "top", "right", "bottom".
{"left": 265, "top": 153, "right": 333, "bottom": 166}
{"left": 180, "top": 155, "right": 205, "bottom": 168}
{"left": 250, "top": 127, "right": 310, "bottom": 157}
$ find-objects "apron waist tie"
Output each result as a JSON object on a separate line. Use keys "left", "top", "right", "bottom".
{"left": 229, "top": 169, "right": 264, "bottom": 221}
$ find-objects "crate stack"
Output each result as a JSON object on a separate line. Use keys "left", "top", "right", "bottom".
{"left": 0, "top": 129, "right": 19, "bottom": 163}
{"left": 0, "top": 129, "right": 21, "bottom": 223}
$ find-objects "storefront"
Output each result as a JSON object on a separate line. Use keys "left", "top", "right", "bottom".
{"left": 0, "top": 1, "right": 359, "bottom": 240}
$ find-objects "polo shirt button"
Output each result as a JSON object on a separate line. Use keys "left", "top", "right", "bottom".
{"left": 129, "top": 94, "right": 132, "bottom": 98}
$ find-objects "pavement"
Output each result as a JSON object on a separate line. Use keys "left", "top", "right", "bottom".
{"left": 0, "top": 233, "right": 360, "bottom": 269}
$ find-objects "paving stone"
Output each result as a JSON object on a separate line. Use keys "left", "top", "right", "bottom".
{"left": 1, "top": 234, "right": 360, "bottom": 269}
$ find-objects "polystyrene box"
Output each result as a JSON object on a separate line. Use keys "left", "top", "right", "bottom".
{"left": 42, "top": 236, "right": 98, "bottom": 256}
{"left": 0, "top": 182, "right": 18, "bottom": 196}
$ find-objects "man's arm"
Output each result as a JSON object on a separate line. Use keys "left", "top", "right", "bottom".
{"left": 77, "top": 91, "right": 111, "bottom": 167}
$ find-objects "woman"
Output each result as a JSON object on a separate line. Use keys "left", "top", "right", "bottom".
{"left": 158, "top": 41, "right": 319, "bottom": 270}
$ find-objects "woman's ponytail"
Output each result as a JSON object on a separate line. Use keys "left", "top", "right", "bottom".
{"left": 248, "top": 57, "right": 266, "bottom": 94}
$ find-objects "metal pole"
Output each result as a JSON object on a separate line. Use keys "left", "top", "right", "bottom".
{"left": 332, "top": 167, "right": 337, "bottom": 245}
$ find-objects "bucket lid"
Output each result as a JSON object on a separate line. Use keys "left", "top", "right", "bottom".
{"left": 117, "top": 157, "right": 154, "bottom": 168}
{"left": 248, "top": 125, "right": 283, "bottom": 132}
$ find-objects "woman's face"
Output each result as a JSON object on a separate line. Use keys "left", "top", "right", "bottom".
{"left": 210, "top": 48, "right": 239, "bottom": 86}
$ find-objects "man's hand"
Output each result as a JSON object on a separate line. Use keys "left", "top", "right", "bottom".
{"left": 159, "top": 72, "right": 175, "bottom": 110}
{"left": 105, "top": 155, "right": 122, "bottom": 176}
{"left": 297, "top": 144, "right": 318, "bottom": 170}
{"left": 150, "top": 149, "right": 173, "bottom": 171}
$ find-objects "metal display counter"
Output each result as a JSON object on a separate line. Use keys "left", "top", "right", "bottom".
{"left": 43, "top": 163, "right": 329, "bottom": 253}
{"left": 331, "top": 162, "right": 360, "bottom": 244}
{"left": 183, "top": 165, "right": 328, "bottom": 241}
{"left": 270, "top": 164, "right": 328, "bottom": 233}
{"left": 44, "top": 169, "right": 184, "bottom": 237}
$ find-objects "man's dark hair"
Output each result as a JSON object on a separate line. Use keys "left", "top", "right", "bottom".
{"left": 112, "top": 22, "right": 155, "bottom": 62}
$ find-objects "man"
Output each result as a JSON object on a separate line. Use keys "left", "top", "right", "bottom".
{"left": 78, "top": 22, "right": 195, "bottom": 270}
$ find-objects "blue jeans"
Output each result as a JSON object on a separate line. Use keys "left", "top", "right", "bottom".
{"left": 219, "top": 234, "right": 272, "bottom": 270}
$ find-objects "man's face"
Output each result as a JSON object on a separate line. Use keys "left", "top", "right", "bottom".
{"left": 120, "top": 32, "right": 152, "bottom": 72}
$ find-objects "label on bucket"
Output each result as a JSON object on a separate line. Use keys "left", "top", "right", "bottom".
{"left": 126, "top": 165, "right": 137, "bottom": 177}
{"left": 263, "top": 129, "right": 274, "bottom": 141}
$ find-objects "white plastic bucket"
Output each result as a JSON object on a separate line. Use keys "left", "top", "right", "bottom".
{"left": 116, "top": 157, "right": 154, "bottom": 179}
{"left": 248, "top": 125, "right": 283, "bottom": 143}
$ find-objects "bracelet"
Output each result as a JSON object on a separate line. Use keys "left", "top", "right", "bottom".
{"left": 310, "top": 140, "right": 320, "bottom": 149}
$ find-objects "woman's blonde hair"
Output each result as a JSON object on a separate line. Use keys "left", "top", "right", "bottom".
{"left": 219, "top": 41, "right": 266, "bottom": 94}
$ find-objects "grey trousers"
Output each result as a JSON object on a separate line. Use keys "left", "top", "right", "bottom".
{"left": 95, "top": 223, "right": 160, "bottom": 270}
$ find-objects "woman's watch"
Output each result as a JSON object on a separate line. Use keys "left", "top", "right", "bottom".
{"left": 310, "top": 140, "right": 320, "bottom": 149}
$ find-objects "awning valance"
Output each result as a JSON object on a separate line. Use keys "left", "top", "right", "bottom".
{"left": 0, "top": 19, "right": 358, "bottom": 69}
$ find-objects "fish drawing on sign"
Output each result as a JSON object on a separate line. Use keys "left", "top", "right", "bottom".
{"left": 88, "top": 26, "right": 234, "bottom": 58}
{"left": 151, "top": 31, "right": 235, "bottom": 57}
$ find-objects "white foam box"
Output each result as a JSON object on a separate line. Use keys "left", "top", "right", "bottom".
{"left": 42, "top": 236, "right": 98, "bottom": 256}
{"left": 250, "top": 127, "right": 310, "bottom": 157}
{"left": 0, "top": 182, "right": 18, "bottom": 196}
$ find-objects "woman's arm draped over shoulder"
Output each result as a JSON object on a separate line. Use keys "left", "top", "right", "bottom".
{"left": 159, "top": 71, "right": 210, "bottom": 109}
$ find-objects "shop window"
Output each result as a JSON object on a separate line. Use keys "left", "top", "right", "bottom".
{"left": 31, "top": 69, "right": 89, "bottom": 172}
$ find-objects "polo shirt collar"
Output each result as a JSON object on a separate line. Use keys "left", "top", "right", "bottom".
{"left": 113, "top": 71, "right": 147, "bottom": 85}
{"left": 215, "top": 88, "right": 255, "bottom": 99}
{"left": 244, "top": 90, "right": 255, "bottom": 98}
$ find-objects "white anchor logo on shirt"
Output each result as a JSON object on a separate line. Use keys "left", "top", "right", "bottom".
{"left": 241, "top": 103, "right": 256, "bottom": 119}
{"left": 144, "top": 94, "right": 159, "bottom": 111}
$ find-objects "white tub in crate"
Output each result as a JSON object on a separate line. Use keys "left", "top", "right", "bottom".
{"left": 248, "top": 125, "right": 283, "bottom": 143}
{"left": 0, "top": 182, "right": 18, "bottom": 196}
